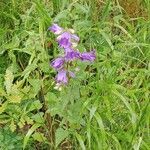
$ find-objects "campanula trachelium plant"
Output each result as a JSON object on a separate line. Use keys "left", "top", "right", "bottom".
{"left": 49, "top": 24, "right": 96, "bottom": 86}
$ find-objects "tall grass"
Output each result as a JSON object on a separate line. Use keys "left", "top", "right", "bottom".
{"left": 0, "top": 0, "right": 149, "bottom": 149}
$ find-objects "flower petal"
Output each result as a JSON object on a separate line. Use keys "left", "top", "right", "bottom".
{"left": 56, "top": 69, "right": 68, "bottom": 84}
{"left": 58, "top": 38, "right": 71, "bottom": 48}
{"left": 48, "top": 24, "right": 63, "bottom": 34}
{"left": 57, "top": 32, "right": 79, "bottom": 48}
{"left": 65, "top": 48, "right": 80, "bottom": 61}
{"left": 80, "top": 50, "right": 96, "bottom": 61}
{"left": 51, "top": 57, "right": 64, "bottom": 69}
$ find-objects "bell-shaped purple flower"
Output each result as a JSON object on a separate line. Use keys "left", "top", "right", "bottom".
{"left": 48, "top": 24, "right": 63, "bottom": 34}
{"left": 80, "top": 50, "right": 96, "bottom": 61}
{"left": 56, "top": 69, "right": 68, "bottom": 84}
{"left": 57, "top": 32, "right": 71, "bottom": 48}
{"left": 58, "top": 38, "right": 71, "bottom": 49}
{"left": 57, "top": 32, "right": 80, "bottom": 48}
{"left": 65, "top": 48, "right": 80, "bottom": 61}
{"left": 57, "top": 32, "right": 71, "bottom": 39}
{"left": 49, "top": 23, "right": 96, "bottom": 86}
{"left": 51, "top": 57, "right": 64, "bottom": 70}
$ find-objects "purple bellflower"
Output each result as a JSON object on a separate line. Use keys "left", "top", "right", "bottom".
{"left": 64, "top": 48, "right": 80, "bottom": 61}
{"left": 56, "top": 70, "right": 76, "bottom": 85}
{"left": 56, "top": 69, "right": 68, "bottom": 84}
{"left": 48, "top": 24, "right": 63, "bottom": 34}
{"left": 80, "top": 50, "right": 96, "bottom": 61}
{"left": 51, "top": 57, "right": 64, "bottom": 70}
{"left": 57, "top": 32, "right": 80, "bottom": 48}
{"left": 65, "top": 51, "right": 80, "bottom": 61}
{"left": 58, "top": 37, "right": 71, "bottom": 49}
{"left": 48, "top": 23, "right": 96, "bottom": 86}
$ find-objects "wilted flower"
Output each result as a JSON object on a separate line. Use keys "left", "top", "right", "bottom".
{"left": 68, "top": 29, "right": 75, "bottom": 34}
{"left": 80, "top": 50, "right": 96, "bottom": 61}
{"left": 54, "top": 83, "right": 62, "bottom": 91}
{"left": 51, "top": 57, "right": 64, "bottom": 70}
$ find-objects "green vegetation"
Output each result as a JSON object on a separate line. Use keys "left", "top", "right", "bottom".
{"left": 0, "top": 0, "right": 149, "bottom": 149}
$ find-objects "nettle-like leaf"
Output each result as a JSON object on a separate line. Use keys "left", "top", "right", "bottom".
{"left": 29, "top": 78, "right": 42, "bottom": 96}
{"left": 31, "top": 112, "right": 45, "bottom": 124}
{"left": 4, "top": 69, "right": 27, "bottom": 103}
{"left": 32, "top": 132, "right": 47, "bottom": 142}
{"left": 7, "top": 95, "right": 23, "bottom": 103}
{"left": 24, "top": 116, "right": 34, "bottom": 125}
{"left": 28, "top": 100, "right": 42, "bottom": 112}
{"left": 6, "top": 80, "right": 25, "bottom": 103}
{"left": 55, "top": 127, "right": 69, "bottom": 147}
{"left": 18, "top": 115, "right": 34, "bottom": 128}
{"left": 39, "top": 62, "right": 50, "bottom": 73}
{"left": 0, "top": 101, "right": 8, "bottom": 114}
{"left": 22, "top": 59, "right": 38, "bottom": 79}
{"left": 45, "top": 92, "right": 58, "bottom": 103}
{"left": 65, "top": 100, "right": 83, "bottom": 126}
{"left": 18, "top": 117, "right": 26, "bottom": 128}
{"left": 4, "top": 68, "right": 14, "bottom": 94}
{"left": 10, "top": 119, "right": 16, "bottom": 132}
{"left": 45, "top": 92, "right": 58, "bottom": 115}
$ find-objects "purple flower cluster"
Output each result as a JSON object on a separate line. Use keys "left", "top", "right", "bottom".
{"left": 49, "top": 24, "right": 96, "bottom": 85}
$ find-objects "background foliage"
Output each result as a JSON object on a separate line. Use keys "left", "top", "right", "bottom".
{"left": 0, "top": 0, "right": 149, "bottom": 149}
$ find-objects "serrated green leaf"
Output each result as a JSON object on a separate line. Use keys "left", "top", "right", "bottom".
{"left": 7, "top": 94, "right": 23, "bottom": 103}
{"left": 4, "top": 68, "right": 14, "bottom": 94}
{"left": 29, "top": 79, "right": 42, "bottom": 95}
{"left": 32, "top": 132, "right": 46, "bottom": 142}
{"left": 31, "top": 112, "right": 44, "bottom": 124}
{"left": 24, "top": 116, "right": 34, "bottom": 125}
{"left": 22, "top": 59, "right": 38, "bottom": 79}
{"left": 0, "top": 87, "right": 6, "bottom": 96}
{"left": 10, "top": 119, "right": 16, "bottom": 132}
{"left": 0, "top": 102, "right": 8, "bottom": 114}
{"left": 55, "top": 128, "right": 69, "bottom": 147}
{"left": 18, "top": 119, "right": 25, "bottom": 128}
{"left": 28, "top": 100, "right": 42, "bottom": 112}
